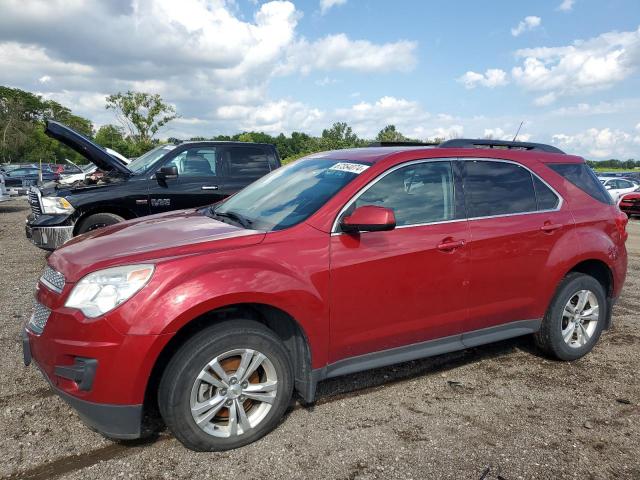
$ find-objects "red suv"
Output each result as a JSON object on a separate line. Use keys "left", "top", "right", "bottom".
{"left": 23, "top": 139, "right": 628, "bottom": 451}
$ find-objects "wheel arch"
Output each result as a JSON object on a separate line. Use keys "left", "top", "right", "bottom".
{"left": 73, "top": 205, "right": 138, "bottom": 234}
{"left": 143, "top": 302, "right": 315, "bottom": 423}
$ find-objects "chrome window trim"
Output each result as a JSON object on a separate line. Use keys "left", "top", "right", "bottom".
{"left": 330, "top": 157, "right": 564, "bottom": 235}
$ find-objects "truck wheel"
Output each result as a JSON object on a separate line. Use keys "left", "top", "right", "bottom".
{"left": 534, "top": 272, "right": 606, "bottom": 361}
{"left": 77, "top": 212, "right": 124, "bottom": 233}
{"left": 158, "top": 320, "right": 293, "bottom": 451}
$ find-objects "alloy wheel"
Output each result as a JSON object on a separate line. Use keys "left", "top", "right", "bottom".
{"left": 189, "top": 348, "right": 278, "bottom": 438}
{"left": 561, "top": 289, "right": 599, "bottom": 349}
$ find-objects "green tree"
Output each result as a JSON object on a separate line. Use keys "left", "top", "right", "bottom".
{"left": 106, "top": 91, "right": 178, "bottom": 146}
{"left": 320, "top": 122, "right": 361, "bottom": 150}
{"left": 375, "top": 125, "right": 407, "bottom": 143}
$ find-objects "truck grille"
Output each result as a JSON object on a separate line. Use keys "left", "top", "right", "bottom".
{"left": 27, "top": 302, "right": 51, "bottom": 335}
{"left": 28, "top": 189, "right": 42, "bottom": 218}
{"left": 41, "top": 266, "right": 65, "bottom": 293}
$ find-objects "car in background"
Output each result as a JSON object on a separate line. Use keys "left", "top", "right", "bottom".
{"left": 598, "top": 171, "right": 640, "bottom": 181}
{"left": 25, "top": 120, "right": 281, "bottom": 250}
{"left": 598, "top": 176, "right": 639, "bottom": 202}
{"left": 0, "top": 172, "right": 10, "bottom": 203}
{"left": 23, "top": 138, "right": 628, "bottom": 451}
{"left": 58, "top": 150, "right": 130, "bottom": 186}
{"left": 618, "top": 188, "right": 640, "bottom": 218}
{"left": 5, "top": 166, "right": 60, "bottom": 196}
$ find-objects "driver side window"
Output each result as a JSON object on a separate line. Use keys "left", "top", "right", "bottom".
{"left": 166, "top": 147, "right": 218, "bottom": 177}
{"left": 354, "top": 161, "right": 455, "bottom": 226}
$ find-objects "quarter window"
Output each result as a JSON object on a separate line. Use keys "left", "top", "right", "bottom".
{"left": 547, "top": 163, "right": 612, "bottom": 205}
{"left": 353, "top": 161, "right": 456, "bottom": 226}
{"left": 463, "top": 160, "right": 537, "bottom": 217}
{"left": 533, "top": 176, "right": 560, "bottom": 210}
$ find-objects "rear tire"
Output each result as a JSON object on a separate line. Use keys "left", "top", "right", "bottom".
{"left": 535, "top": 272, "right": 606, "bottom": 361}
{"left": 77, "top": 212, "right": 124, "bottom": 233}
{"left": 158, "top": 320, "right": 293, "bottom": 451}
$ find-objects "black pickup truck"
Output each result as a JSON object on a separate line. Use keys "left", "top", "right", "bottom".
{"left": 26, "top": 121, "right": 281, "bottom": 250}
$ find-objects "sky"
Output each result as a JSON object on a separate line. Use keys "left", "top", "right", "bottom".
{"left": 0, "top": 0, "right": 639, "bottom": 159}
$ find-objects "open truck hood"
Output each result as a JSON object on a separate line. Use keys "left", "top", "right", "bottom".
{"left": 45, "top": 120, "right": 131, "bottom": 175}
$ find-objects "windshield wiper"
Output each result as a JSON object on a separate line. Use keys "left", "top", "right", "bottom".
{"left": 210, "top": 208, "right": 253, "bottom": 229}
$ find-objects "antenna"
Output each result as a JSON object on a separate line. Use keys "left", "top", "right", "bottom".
{"left": 513, "top": 121, "right": 524, "bottom": 142}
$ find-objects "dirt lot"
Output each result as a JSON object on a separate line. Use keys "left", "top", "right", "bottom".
{"left": 1, "top": 199, "right": 638, "bottom": 480}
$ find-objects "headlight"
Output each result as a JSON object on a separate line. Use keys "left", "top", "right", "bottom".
{"left": 41, "top": 196, "right": 75, "bottom": 214}
{"left": 65, "top": 264, "right": 155, "bottom": 318}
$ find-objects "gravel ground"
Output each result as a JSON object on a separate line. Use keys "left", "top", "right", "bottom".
{"left": 1, "top": 199, "right": 639, "bottom": 480}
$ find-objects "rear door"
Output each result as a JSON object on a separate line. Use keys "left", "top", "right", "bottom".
{"left": 148, "top": 145, "right": 228, "bottom": 214}
{"left": 460, "top": 158, "right": 574, "bottom": 333}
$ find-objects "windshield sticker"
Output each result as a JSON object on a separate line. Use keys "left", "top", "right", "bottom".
{"left": 328, "top": 162, "right": 370, "bottom": 174}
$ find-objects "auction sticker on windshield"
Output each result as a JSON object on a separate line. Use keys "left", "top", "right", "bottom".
{"left": 328, "top": 162, "right": 370, "bottom": 174}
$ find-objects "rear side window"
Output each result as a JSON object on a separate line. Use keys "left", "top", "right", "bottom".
{"left": 226, "top": 147, "right": 271, "bottom": 181}
{"left": 547, "top": 164, "right": 612, "bottom": 204}
{"left": 463, "top": 160, "right": 537, "bottom": 217}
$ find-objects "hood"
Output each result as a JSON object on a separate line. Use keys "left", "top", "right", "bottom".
{"left": 45, "top": 120, "right": 131, "bottom": 175}
{"left": 48, "top": 209, "right": 265, "bottom": 281}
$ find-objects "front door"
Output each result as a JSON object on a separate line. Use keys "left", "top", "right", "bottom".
{"left": 329, "top": 160, "right": 470, "bottom": 363}
{"left": 148, "top": 146, "right": 228, "bottom": 214}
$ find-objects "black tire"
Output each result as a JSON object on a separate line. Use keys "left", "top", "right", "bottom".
{"left": 535, "top": 272, "right": 607, "bottom": 361}
{"left": 77, "top": 212, "right": 124, "bottom": 234}
{"left": 158, "top": 320, "right": 293, "bottom": 451}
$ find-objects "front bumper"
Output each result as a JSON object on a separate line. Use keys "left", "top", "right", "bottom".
{"left": 23, "top": 332, "right": 143, "bottom": 439}
{"left": 26, "top": 213, "right": 75, "bottom": 250}
{"left": 22, "top": 282, "right": 165, "bottom": 440}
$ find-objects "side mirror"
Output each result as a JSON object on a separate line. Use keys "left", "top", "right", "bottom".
{"left": 156, "top": 165, "right": 178, "bottom": 183}
{"left": 340, "top": 205, "right": 396, "bottom": 233}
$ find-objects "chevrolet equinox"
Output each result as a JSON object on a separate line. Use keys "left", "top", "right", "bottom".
{"left": 23, "top": 139, "right": 628, "bottom": 451}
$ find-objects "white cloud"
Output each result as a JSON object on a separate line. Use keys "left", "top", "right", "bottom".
{"left": 483, "top": 127, "right": 531, "bottom": 142}
{"left": 552, "top": 127, "right": 640, "bottom": 158}
{"left": 320, "top": 0, "right": 347, "bottom": 14}
{"left": 217, "top": 100, "right": 325, "bottom": 134}
{"left": 557, "top": 0, "right": 575, "bottom": 12}
{"left": 0, "top": 0, "right": 418, "bottom": 135}
{"left": 512, "top": 26, "right": 640, "bottom": 104}
{"left": 550, "top": 98, "right": 640, "bottom": 117}
{"left": 281, "top": 34, "right": 417, "bottom": 74}
{"left": 458, "top": 69, "right": 509, "bottom": 89}
{"left": 315, "top": 76, "right": 338, "bottom": 86}
{"left": 511, "top": 16, "right": 542, "bottom": 37}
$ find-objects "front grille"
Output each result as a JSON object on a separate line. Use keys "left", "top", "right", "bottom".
{"left": 28, "top": 189, "right": 42, "bottom": 218}
{"left": 27, "top": 302, "right": 51, "bottom": 335}
{"left": 41, "top": 266, "right": 65, "bottom": 293}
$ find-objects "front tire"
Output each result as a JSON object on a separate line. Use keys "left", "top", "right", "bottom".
{"left": 535, "top": 272, "right": 606, "bottom": 361}
{"left": 77, "top": 212, "right": 124, "bottom": 233}
{"left": 158, "top": 320, "right": 293, "bottom": 451}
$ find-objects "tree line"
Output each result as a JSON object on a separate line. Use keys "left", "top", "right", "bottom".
{"left": 1, "top": 85, "right": 638, "bottom": 167}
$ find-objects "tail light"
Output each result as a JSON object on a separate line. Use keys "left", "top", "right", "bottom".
{"left": 615, "top": 210, "right": 629, "bottom": 242}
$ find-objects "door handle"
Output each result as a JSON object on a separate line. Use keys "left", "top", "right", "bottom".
{"left": 201, "top": 185, "right": 219, "bottom": 190}
{"left": 540, "top": 223, "right": 563, "bottom": 233}
{"left": 437, "top": 240, "right": 465, "bottom": 251}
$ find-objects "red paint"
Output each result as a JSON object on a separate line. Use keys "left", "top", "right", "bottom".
{"left": 27, "top": 146, "right": 628, "bottom": 409}
{"left": 619, "top": 192, "right": 640, "bottom": 217}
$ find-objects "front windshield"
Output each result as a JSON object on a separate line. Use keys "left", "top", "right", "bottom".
{"left": 127, "top": 145, "right": 176, "bottom": 174}
{"left": 213, "top": 158, "right": 370, "bottom": 231}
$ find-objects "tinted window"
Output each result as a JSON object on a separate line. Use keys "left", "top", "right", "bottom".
{"left": 167, "top": 148, "right": 217, "bottom": 177}
{"left": 354, "top": 161, "right": 455, "bottom": 226}
{"left": 533, "top": 176, "right": 560, "bottom": 210}
{"left": 548, "top": 164, "right": 612, "bottom": 204}
{"left": 220, "top": 147, "right": 271, "bottom": 181}
{"left": 618, "top": 180, "right": 634, "bottom": 189}
{"left": 463, "top": 160, "right": 537, "bottom": 217}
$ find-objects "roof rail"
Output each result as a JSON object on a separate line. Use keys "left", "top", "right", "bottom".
{"left": 368, "top": 141, "right": 439, "bottom": 147}
{"left": 438, "top": 138, "right": 565, "bottom": 154}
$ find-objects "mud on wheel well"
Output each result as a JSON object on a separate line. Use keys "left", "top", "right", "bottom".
{"left": 143, "top": 303, "right": 313, "bottom": 425}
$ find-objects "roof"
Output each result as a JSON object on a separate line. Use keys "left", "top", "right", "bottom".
{"left": 304, "top": 145, "right": 584, "bottom": 165}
